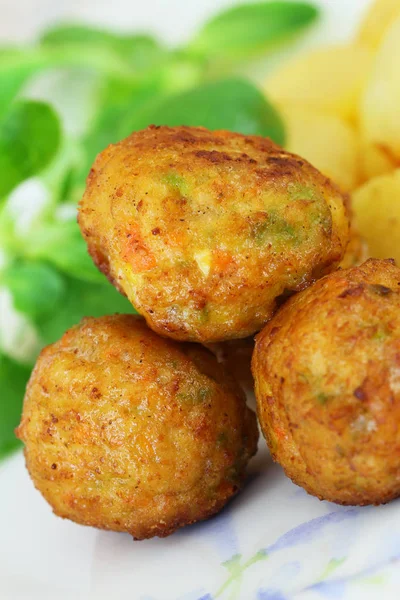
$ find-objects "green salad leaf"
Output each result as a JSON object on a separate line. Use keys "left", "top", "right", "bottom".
{"left": 0, "top": 100, "right": 61, "bottom": 198}
{"left": 0, "top": 42, "right": 145, "bottom": 115}
{"left": 0, "top": 209, "right": 105, "bottom": 285}
{"left": 0, "top": 47, "right": 123, "bottom": 115}
{"left": 41, "top": 25, "right": 165, "bottom": 73}
{"left": 44, "top": 44, "right": 138, "bottom": 80}
{"left": 189, "top": 1, "right": 319, "bottom": 61}
{"left": 23, "top": 219, "right": 106, "bottom": 284}
{"left": 125, "top": 77, "right": 285, "bottom": 144}
{"left": 0, "top": 48, "right": 48, "bottom": 113}
{"left": 83, "top": 79, "right": 163, "bottom": 173}
{"left": 2, "top": 261, "right": 65, "bottom": 319}
{"left": 37, "top": 276, "right": 136, "bottom": 346}
{"left": 82, "top": 54, "right": 206, "bottom": 174}
{"left": 40, "top": 139, "right": 84, "bottom": 205}
{"left": 0, "top": 353, "right": 31, "bottom": 459}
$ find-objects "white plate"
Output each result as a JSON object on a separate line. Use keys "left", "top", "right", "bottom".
{"left": 4, "top": 1, "right": 399, "bottom": 599}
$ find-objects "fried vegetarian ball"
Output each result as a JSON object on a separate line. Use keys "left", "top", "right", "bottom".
{"left": 253, "top": 258, "right": 400, "bottom": 506}
{"left": 79, "top": 125, "right": 349, "bottom": 343}
{"left": 16, "top": 315, "right": 258, "bottom": 539}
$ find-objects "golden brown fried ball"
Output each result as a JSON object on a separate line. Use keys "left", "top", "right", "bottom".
{"left": 253, "top": 259, "right": 400, "bottom": 506}
{"left": 17, "top": 315, "right": 258, "bottom": 539}
{"left": 79, "top": 125, "right": 349, "bottom": 343}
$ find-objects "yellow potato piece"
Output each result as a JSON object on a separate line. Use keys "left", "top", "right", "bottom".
{"left": 265, "top": 45, "right": 374, "bottom": 123}
{"left": 357, "top": 0, "right": 400, "bottom": 49}
{"left": 361, "top": 16, "right": 400, "bottom": 161}
{"left": 360, "top": 139, "right": 397, "bottom": 182}
{"left": 352, "top": 169, "right": 400, "bottom": 263}
{"left": 279, "top": 103, "right": 360, "bottom": 191}
{"left": 339, "top": 225, "right": 369, "bottom": 269}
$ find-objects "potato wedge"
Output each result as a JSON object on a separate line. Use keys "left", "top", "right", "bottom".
{"left": 361, "top": 16, "right": 400, "bottom": 161}
{"left": 360, "top": 139, "right": 397, "bottom": 182}
{"left": 279, "top": 103, "right": 360, "bottom": 191}
{"left": 357, "top": 0, "right": 400, "bottom": 49}
{"left": 352, "top": 169, "right": 400, "bottom": 263}
{"left": 339, "top": 225, "right": 369, "bottom": 269}
{"left": 265, "top": 45, "right": 374, "bottom": 123}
